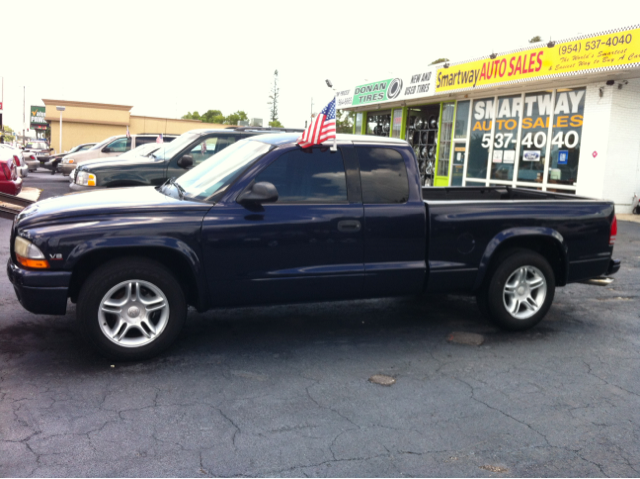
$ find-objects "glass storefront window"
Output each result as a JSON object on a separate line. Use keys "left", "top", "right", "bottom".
{"left": 548, "top": 88, "right": 585, "bottom": 186}
{"left": 467, "top": 97, "right": 494, "bottom": 179}
{"left": 454, "top": 100, "right": 470, "bottom": 138}
{"left": 517, "top": 91, "right": 552, "bottom": 183}
{"left": 391, "top": 109, "right": 403, "bottom": 138}
{"left": 490, "top": 95, "right": 521, "bottom": 182}
{"left": 367, "top": 110, "right": 392, "bottom": 136}
{"left": 355, "top": 112, "right": 363, "bottom": 135}
{"left": 437, "top": 103, "right": 454, "bottom": 177}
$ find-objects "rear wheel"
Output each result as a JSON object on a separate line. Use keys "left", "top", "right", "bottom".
{"left": 76, "top": 258, "right": 187, "bottom": 361}
{"left": 479, "top": 249, "right": 555, "bottom": 331}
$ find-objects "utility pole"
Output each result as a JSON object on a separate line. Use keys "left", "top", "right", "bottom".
{"left": 22, "top": 86, "right": 25, "bottom": 146}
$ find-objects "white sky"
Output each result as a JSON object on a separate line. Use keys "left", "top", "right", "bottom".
{"left": 2, "top": 0, "right": 638, "bottom": 134}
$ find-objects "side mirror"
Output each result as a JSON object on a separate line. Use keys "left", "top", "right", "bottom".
{"left": 102, "top": 147, "right": 111, "bottom": 153}
{"left": 237, "top": 181, "right": 279, "bottom": 205}
{"left": 49, "top": 147, "right": 54, "bottom": 152}
{"left": 177, "top": 154, "right": 193, "bottom": 169}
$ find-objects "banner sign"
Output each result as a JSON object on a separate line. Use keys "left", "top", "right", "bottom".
{"left": 336, "top": 67, "right": 436, "bottom": 109}
{"left": 436, "top": 26, "right": 640, "bottom": 93}
{"left": 30, "top": 106, "right": 47, "bottom": 128}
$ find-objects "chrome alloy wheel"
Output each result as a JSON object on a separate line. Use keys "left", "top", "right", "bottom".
{"left": 98, "top": 280, "right": 170, "bottom": 348}
{"left": 502, "top": 266, "right": 547, "bottom": 320}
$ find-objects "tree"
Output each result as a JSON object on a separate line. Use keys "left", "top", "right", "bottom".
{"left": 182, "top": 109, "right": 229, "bottom": 125}
{"left": 224, "top": 110, "right": 249, "bottom": 126}
{"left": 269, "top": 120, "right": 284, "bottom": 128}
{"left": 336, "top": 111, "right": 355, "bottom": 134}
{"left": 430, "top": 58, "right": 449, "bottom": 65}
{"left": 529, "top": 35, "right": 542, "bottom": 43}
{"left": 1, "top": 125, "right": 16, "bottom": 143}
{"left": 267, "top": 70, "right": 280, "bottom": 124}
{"left": 181, "top": 111, "right": 201, "bottom": 120}
{"left": 200, "top": 110, "right": 225, "bottom": 124}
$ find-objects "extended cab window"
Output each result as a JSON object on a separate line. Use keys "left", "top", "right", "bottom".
{"left": 106, "top": 138, "right": 131, "bottom": 153}
{"left": 135, "top": 136, "right": 156, "bottom": 146}
{"left": 357, "top": 147, "right": 409, "bottom": 203}
{"left": 255, "top": 148, "right": 347, "bottom": 203}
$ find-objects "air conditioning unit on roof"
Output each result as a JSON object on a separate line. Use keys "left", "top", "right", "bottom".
{"left": 250, "top": 118, "right": 263, "bottom": 127}
{"left": 237, "top": 120, "right": 249, "bottom": 126}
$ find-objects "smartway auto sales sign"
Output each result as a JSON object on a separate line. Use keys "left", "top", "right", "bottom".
{"left": 336, "top": 67, "right": 436, "bottom": 109}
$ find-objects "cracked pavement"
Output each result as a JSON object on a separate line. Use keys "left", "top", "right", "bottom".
{"left": 1, "top": 173, "right": 640, "bottom": 477}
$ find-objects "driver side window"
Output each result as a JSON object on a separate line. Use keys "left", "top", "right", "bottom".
{"left": 106, "top": 138, "right": 131, "bottom": 153}
{"left": 188, "top": 136, "right": 237, "bottom": 166}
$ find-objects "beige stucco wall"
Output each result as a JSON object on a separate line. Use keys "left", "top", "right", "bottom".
{"left": 41, "top": 99, "right": 227, "bottom": 154}
{"left": 49, "top": 122, "right": 123, "bottom": 154}
{"left": 129, "top": 116, "right": 225, "bottom": 135}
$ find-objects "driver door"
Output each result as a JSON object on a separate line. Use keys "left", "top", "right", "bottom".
{"left": 201, "top": 146, "right": 365, "bottom": 307}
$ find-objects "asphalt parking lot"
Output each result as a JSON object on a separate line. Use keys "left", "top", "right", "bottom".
{"left": 1, "top": 171, "right": 640, "bottom": 477}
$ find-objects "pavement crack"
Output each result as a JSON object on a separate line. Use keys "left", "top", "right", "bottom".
{"left": 217, "top": 408, "right": 240, "bottom": 450}
{"left": 454, "top": 377, "right": 551, "bottom": 446}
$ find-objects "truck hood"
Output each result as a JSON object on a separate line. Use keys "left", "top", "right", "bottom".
{"left": 17, "top": 185, "right": 211, "bottom": 228}
{"left": 78, "top": 156, "right": 158, "bottom": 171}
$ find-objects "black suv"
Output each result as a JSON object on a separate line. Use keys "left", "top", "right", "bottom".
{"left": 69, "top": 127, "right": 302, "bottom": 191}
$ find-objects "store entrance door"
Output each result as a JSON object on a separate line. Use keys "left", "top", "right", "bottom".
{"left": 406, "top": 104, "right": 440, "bottom": 186}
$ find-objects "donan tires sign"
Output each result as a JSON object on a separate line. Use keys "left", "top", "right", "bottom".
{"left": 336, "top": 67, "right": 437, "bottom": 109}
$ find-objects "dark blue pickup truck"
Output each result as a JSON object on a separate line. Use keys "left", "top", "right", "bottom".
{"left": 7, "top": 133, "right": 620, "bottom": 360}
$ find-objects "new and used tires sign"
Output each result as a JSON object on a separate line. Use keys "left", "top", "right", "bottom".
{"left": 335, "top": 67, "right": 437, "bottom": 108}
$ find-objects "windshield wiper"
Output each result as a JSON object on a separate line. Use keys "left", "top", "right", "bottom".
{"left": 170, "top": 177, "right": 185, "bottom": 200}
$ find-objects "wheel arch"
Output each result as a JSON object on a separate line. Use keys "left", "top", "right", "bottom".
{"left": 68, "top": 244, "right": 207, "bottom": 311}
{"left": 473, "top": 227, "right": 568, "bottom": 291}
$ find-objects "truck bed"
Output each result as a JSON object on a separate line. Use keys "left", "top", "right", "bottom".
{"left": 422, "top": 186, "right": 589, "bottom": 202}
{"left": 421, "top": 186, "right": 615, "bottom": 293}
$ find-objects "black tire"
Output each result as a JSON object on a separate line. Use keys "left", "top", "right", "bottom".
{"left": 481, "top": 248, "right": 555, "bottom": 331}
{"left": 76, "top": 258, "right": 187, "bottom": 361}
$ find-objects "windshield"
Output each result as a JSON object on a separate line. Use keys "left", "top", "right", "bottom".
{"left": 176, "top": 139, "right": 272, "bottom": 200}
{"left": 117, "top": 143, "right": 160, "bottom": 160}
{"left": 152, "top": 133, "right": 200, "bottom": 161}
{"left": 89, "top": 136, "right": 118, "bottom": 151}
{"left": 26, "top": 142, "right": 48, "bottom": 150}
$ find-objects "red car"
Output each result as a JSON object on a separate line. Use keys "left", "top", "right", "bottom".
{"left": 0, "top": 154, "right": 23, "bottom": 195}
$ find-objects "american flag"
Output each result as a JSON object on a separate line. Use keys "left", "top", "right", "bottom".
{"left": 156, "top": 133, "right": 163, "bottom": 144}
{"left": 297, "top": 97, "right": 336, "bottom": 148}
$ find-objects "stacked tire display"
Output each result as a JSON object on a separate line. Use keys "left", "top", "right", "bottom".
{"left": 407, "top": 116, "right": 437, "bottom": 187}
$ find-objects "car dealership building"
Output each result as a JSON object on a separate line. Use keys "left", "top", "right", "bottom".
{"left": 42, "top": 99, "right": 221, "bottom": 155}
{"left": 337, "top": 24, "right": 640, "bottom": 213}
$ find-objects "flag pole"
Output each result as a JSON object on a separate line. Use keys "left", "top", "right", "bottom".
{"left": 326, "top": 80, "right": 338, "bottom": 152}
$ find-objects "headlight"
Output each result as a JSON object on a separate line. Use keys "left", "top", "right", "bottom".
{"left": 63, "top": 158, "right": 75, "bottom": 164}
{"left": 14, "top": 236, "right": 49, "bottom": 269}
{"left": 76, "top": 171, "right": 96, "bottom": 186}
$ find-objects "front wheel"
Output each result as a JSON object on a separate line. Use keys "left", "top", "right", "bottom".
{"left": 479, "top": 249, "right": 555, "bottom": 331}
{"left": 77, "top": 258, "right": 187, "bottom": 361}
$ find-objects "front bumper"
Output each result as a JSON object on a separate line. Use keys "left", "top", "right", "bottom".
{"left": 42, "top": 159, "right": 60, "bottom": 171}
{"left": 7, "top": 259, "right": 71, "bottom": 315}
{"left": 59, "top": 163, "right": 77, "bottom": 176}
{"left": 69, "top": 181, "right": 99, "bottom": 192}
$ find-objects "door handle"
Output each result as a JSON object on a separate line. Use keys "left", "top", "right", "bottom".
{"left": 337, "top": 220, "right": 361, "bottom": 233}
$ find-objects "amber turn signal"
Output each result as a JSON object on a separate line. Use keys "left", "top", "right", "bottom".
{"left": 16, "top": 253, "right": 50, "bottom": 269}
